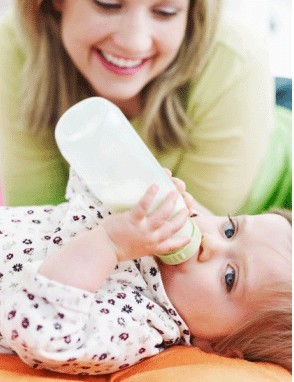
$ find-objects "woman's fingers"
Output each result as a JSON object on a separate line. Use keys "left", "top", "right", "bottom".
{"left": 163, "top": 167, "right": 172, "bottom": 177}
{"left": 163, "top": 168, "right": 187, "bottom": 195}
{"left": 171, "top": 176, "right": 186, "bottom": 194}
{"left": 182, "top": 191, "right": 195, "bottom": 213}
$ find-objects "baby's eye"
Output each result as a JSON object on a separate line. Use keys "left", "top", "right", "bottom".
{"left": 223, "top": 216, "right": 237, "bottom": 239}
{"left": 224, "top": 265, "right": 235, "bottom": 293}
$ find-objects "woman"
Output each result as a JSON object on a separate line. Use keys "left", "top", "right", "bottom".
{"left": 0, "top": 0, "right": 290, "bottom": 214}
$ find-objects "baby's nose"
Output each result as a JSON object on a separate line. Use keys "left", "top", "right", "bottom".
{"left": 198, "top": 234, "right": 219, "bottom": 262}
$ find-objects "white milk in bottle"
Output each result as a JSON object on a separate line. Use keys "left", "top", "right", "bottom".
{"left": 55, "top": 97, "right": 201, "bottom": 264}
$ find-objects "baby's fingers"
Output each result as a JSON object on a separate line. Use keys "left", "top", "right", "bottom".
{"left": 148, "top": 190, "right": 179, "bottom": 229}
{"left": 155, "top": 207, "right": 190, "bottom": 243}
{"left": 131, "top": 184, "right": 159, "bottom": 220}
{"left": 155, "top": 226, "right": 191, "bottom": 255}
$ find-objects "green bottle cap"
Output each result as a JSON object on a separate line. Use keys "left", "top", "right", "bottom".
{"left": 156, "top": 219, "right": 201, "bottom": 265}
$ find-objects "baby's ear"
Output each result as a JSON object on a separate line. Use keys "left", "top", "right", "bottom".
{"left": 51, "top": 0, "right": 63, "bottom": 12}
{"left": 221, "top": 348, "right": 244, "bottom": 359}
{"left": 192, "top": 337, "right": 244, "bottom": 359}
{"left": 191, "top": 337, "right": 215, "bottom": 353}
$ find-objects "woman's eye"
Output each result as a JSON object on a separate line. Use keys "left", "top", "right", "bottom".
{"left": 223, "top": 216, "right": 237, "bottom": 239}
{"left": 225, "top": 266, "right": 235, "bottom": 292}
{"left": 153, "top": 7, "right": 178, "bottom": 17}
{"left": 93, "top": 0, "right": 121, "bottom": 9}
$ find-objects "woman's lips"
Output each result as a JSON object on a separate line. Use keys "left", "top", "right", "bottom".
{"left": 95, "top": 49, "right": 149, "bottom": 75}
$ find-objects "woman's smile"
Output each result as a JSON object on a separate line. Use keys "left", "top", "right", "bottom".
{"left": 94, "top": 49, "right": 151, "bottom": 76}
{"left": 57, "top": 0, "right": 188, "bottom": 110}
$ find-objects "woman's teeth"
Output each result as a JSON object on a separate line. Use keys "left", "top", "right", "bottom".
{"left": 101, "top": 51, "right": 143, "bottom": 68}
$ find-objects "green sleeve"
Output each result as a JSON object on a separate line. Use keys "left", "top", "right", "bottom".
{"left": 0, "top": 11, "right": 69, "bottom": 206}
{"left": 238, "top": 105, "right": 292, "bottom": 214}
{"left": 155, "top": 17, "right": 275, "bottom": 215}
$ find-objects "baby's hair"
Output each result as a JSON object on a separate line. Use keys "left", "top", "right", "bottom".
{"left": 212, "top": 209, "right": 292, "bottom": 372}
{"left": 267, "top": 207, "right": 292, "bottom": 225}
{"left": 211, "top": 283, "right": 292, "bottom": 372}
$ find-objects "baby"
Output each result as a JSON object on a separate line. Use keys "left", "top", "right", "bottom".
{"left": 0, "top": 172, "right": 291, "bottom": 375}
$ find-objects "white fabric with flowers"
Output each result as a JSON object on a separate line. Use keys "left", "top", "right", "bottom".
{"left": 0, "top": 170, "right": 190, "bottom": 375}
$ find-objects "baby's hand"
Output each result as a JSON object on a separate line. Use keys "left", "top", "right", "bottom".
{"left": 102, "top": 185, "right": 191, "bottom": 262}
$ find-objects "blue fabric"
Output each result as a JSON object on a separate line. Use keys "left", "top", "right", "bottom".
{"left": 275, "top": 77, "right": 292, "bottom": 110}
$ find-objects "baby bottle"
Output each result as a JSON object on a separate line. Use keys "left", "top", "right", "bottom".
{"left": 55, "top": 97, "right": 201, "bottom": 265}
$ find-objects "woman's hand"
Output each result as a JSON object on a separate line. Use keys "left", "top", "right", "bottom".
{"left": 102, "top": 184, "right": 191, "bottom": 262}
{"left": 165, "top": 168, "right": 214, "bottom": 217}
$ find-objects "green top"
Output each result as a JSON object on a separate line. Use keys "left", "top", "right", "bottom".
{"left": 0, "top": 10, "right": 291, "bottom": 214}
{"left": 238, "top": 105, "right": 291, "bottom": 214}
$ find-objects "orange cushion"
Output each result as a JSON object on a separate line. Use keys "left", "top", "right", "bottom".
{"left": 0, "top": 347, "right": 291, "bottom": 382}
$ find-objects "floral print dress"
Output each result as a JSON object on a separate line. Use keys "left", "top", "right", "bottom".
{"left": 0, "top": 171, "right": 191, "bottom": 375}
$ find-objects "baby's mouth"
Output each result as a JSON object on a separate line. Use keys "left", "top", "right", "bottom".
{"left": 196, "top": 244, "right": 203, "bottom": 261}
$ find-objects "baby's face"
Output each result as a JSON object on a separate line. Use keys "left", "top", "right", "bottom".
{"left": 159, "top": 213, "right": 291, "bottom": 340}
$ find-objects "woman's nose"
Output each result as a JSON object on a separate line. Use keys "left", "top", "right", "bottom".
{"left": 112, "top": 13, "right": 153, "bottom": 54}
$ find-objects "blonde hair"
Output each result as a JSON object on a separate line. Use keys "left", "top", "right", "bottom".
{"left": 14, "top": 0, "right": 222, "bottom": 150}
{"left": 213, "top": 209, "right": 292, "bottom": 372}
{"left": 212, "top": 285, "right": 292, "bottom": 372}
